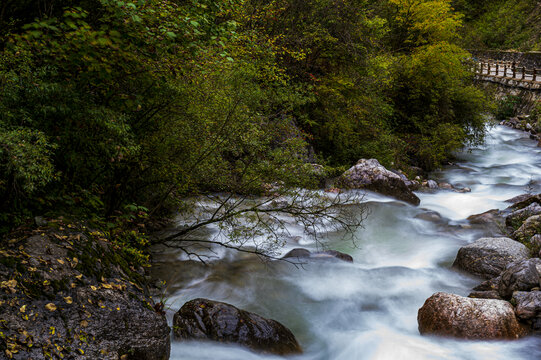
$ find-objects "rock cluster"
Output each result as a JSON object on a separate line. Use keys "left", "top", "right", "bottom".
{"left": 500, "top": 115, "right": 541, "bottom": 147}
{"left": 419, "top": 193, "right": 541, "bottom": 339}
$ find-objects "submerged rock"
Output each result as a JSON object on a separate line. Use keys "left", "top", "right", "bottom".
{"left": 282, "top": 248, "right": 353, "bottom": 262}
{"left": 453, "top": 237, "right": 530, "bottom": 279}
{"left": 418, "top": 292, "right": 526, "bottom": 340}
{"left": 498, "top": 259, "right": 541, "bottom": 298}
{"left": 173, "top": 298, "right": 302, "bottom": 355}
{"left": 338, "top": 159, "right": 420, "bottom": 205}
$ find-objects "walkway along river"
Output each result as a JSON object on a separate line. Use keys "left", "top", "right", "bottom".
{"left": 152, "top": 124, "right": 541, "bottom": 360}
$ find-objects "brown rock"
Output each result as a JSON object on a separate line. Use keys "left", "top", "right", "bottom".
{"left": 418, "top": 292, "right": 526, "bottom": 340}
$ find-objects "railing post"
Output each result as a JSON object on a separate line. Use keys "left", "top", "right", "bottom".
{"left": 503, "top": 63, "right": 507, "bottom": 78}
{"left": 522, "top": 67, "right": 526, "bottom": 80}
{"left": 512, "top": 61, "right": 516, "bottom": 79}
{"left": 480, "top": 62, "right": 483, "bottom": 75}
{"left": 487, "top": 63, "right": 491, "bottom": 76}
{"left": 534, "top": 69, "right": 537, "bottom": 82}
{"left": 495, "top": 62, "right": 499, "bottom": 76}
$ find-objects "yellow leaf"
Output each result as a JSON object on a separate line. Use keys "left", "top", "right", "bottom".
{"left": 75, "top": 274, "right": 83, "bottom": 280}
{"left": 19, "top": 305, "right": 26, "bottom": 313}
{"left": 57, "top": 259, "right": 65, "bottom": 265}
{"left": 64, "top": 297, "right": 73, "bottom": 304}
{"left": 90, "top": 285, "right": 97, "bottom": 291}
{"left": 45, "top": 303, "right": 57, "bottom": 312}
{"left": 78, "top": 349, "right": 84, "bottom": 355}
{"left": 43, "top": 280, "right": 50, "bottom": 286}
{"left": 80, "top": 320, "right": 88, "bottom": 327}
{"left": 101, "top": 283, "right": 112, "bottom": 289}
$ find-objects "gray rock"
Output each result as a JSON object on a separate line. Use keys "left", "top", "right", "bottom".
{"left": 453, "top": 237, "right": 530, "bottom": 279}
{"left": 513, "top": 215, "right": 541, "bottom": 242}
{"left": 513, "top": 291, "right": 541, "bottom": 321}
{"left": 282, "top": 248, "right": 353, "bottom": 262}
{"left": 338, "top": 159, "right": 420, "bottom": 205}
{"left": 506, "top": 203, "right": 541, "bottom": 228}
{"left": 427, "top": 180, "right": 438, "bottom": 189}
{"left": 498, "top": 259, "right": 541, "bottom": 298}
{"left": 418, "top": 292, "right": 526, "bottom": 339}
{"left": 473, "top": 276, "right": 501, "bottom": 291}
{"left": 173, "top": 298, "right": 302, "bottom": 355}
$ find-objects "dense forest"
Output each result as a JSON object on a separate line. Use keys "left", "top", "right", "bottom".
{"left": 2, "top": 0, "right": 525, "bottom": 236}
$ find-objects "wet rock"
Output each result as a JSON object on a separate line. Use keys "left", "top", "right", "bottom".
{"left": 513, "top": 291, "right": 541, "bottom": 321}
{"left": 173, "top": 298, "right": 302, "bottom": 355}
{"left": 498, "top": 259, "right": 541, "bottom": 299}
{"left": 467, "top": 209, "right": 501, "bottom": 225}
{"left": 438, "top": 182, "right": 453, "bottom": 190}
{"left": 282, "top": 248, "right": 353, "bottom": 262}
{"left": 425, "top": 180, "right": 438, "bottom": 189}
{"left": 418, "top": 292, "right": 526, "bottom": 340}
{"left": 338, "top": 159, "right": 420, "bottom": 205}
{"left": 513, "top": 215, "right": 541, "bottom": 242}
{"left": 509, "top": 194, "right": 541, "bottom": 210}
{"left": 473, "top": 276, "right": 501, "bottom": 292}
{"left": 468, "top": 290, "right": 502, "bottom": 300}
{"left": 453, "top": 237, "right": 530, "bottom": 279}
{"left": 506, "top": 203, "right": 541, "bottom": 228}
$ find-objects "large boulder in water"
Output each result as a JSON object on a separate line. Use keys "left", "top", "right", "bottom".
{"left": 418, "top": 292, "right": 526, "bottom": 339}
{"left": 173, "top": 298, "right": 302, "bottom": 355}
{"left": 338, "top": 159, "right": 420, "bottom": 205}
{"left": 453, "top": 237, "right": 530, "bottom": 279}
{"left": 498, "top": 258, "right": 541, "bottom": 299}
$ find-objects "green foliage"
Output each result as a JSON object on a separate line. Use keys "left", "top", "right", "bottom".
{"left": 0, "top": 0, "right": 489, "bottom": 237}
{"left": 495, "top": 95, "right": 521, "bottom": 120}
{"left": 456, "top": 0, "right": 541, "bottom": 50}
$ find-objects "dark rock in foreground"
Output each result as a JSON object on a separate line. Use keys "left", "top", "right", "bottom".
{"left": 282, "top": 248, "right": 353, "bottom": 262}
{"left": 453, "top": 237, "right": 530, "bottom": 279}
{"left": 513, "top": 291, "right": 541, "bottom": 321}
{"left": 173, "top": 298, "right": 302, "bottom": 355}
{"left": 338, "top": 159, "right": 420, "bottom": 205}
{"left": 0, "top": 228, "right": 170, "bottom": 360}
{"left": 418, "top": 292, "right": 526, "bottom": 340}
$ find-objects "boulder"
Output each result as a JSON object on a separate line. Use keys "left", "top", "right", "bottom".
{"left": 506, "top": 203, "right": 541, "bottom": 228}
{"left": 473, "top": 276, "right": 501, "bottom": 292}
{"left": 509, "top": 194, "right": 541, "bottom": 211}
{"left": 282, "top": 248, "right": 353, "bottom": 263}
{"left": 468, "top": 290, "right": 502, "bottom": 300}
{"left": 338, "top": 159, "right": 420, "bottom": 205}
{"left": 453, "top": 237, "right": 530, "bottom": 279}
{"left": 513, "top": 215, "right": 541, "bottom": 242}
{"left": 467, "top": 209, "right": 501, "bottom": 225}
{"left": 427, "top": 180, "right": 439, "bottom": 189}
{"left": 513, "top": 291, "right": 541, "bottom": 321}
{"left": 498, "top": 259, "right": 541, "bottom": 298}
{"left": 418, "top": 292, "right": 526, "bottom": 339}
{"left": 173, "top": 298, "right": 302, "bottom": 355}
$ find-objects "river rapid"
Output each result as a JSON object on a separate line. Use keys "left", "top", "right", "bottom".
{"left": 152, "top": 125, "right": 541, "bottom": 360}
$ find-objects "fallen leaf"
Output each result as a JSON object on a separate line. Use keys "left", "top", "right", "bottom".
{"left": 45, "top": 303, "right": 57, "bottom": 312}
{"left": 64, "top": 297, "right": 73, "bottom": 304}
{"left": 19, "top": 305, "right": 26, "bottom": 313}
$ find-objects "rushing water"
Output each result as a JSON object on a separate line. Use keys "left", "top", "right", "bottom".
{"left": 152, "top": 125, "right": 541, "bottom": 360}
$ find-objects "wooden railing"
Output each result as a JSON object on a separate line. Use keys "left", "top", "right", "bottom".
{"left": 476, "top": 60, "right": 540, "bottom": 83}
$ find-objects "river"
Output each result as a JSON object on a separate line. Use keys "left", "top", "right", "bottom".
{"left": 152, "top": 124, "right": 541, "bottom": 360}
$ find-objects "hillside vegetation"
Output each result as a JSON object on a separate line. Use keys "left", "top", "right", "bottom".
{"left": 0, "top": 0, "right": 487, "bottom": 233}
{"left": 454, "top": 0, "right": 541, "bottom": 51}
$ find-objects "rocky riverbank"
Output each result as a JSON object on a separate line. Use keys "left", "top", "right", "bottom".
{"left": 500, "top": 115, "right": 541, "bottom": 147}
{"left": 0, "top": 221, "right": 169, "bottom": 359}
{"left": 418, "top": 193, "right": 541, "bottom": 339}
